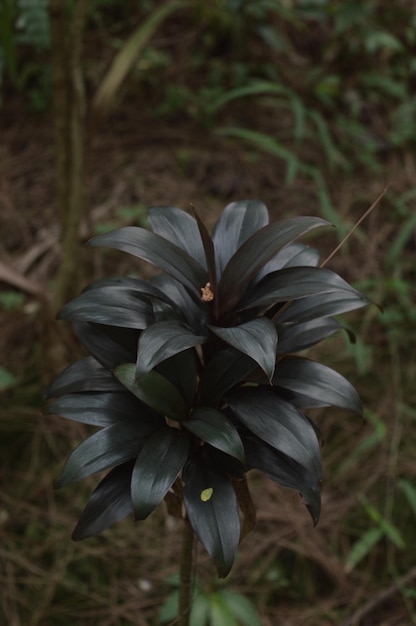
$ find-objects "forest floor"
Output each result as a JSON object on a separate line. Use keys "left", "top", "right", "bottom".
{"left": 1, "top": 96, "right": 416, "bottom": 626}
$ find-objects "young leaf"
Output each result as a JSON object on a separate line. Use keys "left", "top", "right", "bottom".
{"left": 209, "top": 318, "right": 277, "bottom": 381}
{"left": 185, "top": 407, "right": 245, "bottom": 462}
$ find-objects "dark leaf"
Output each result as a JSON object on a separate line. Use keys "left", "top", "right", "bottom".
{"left": 148, "top": 206, "right": 206, "bottom": 268}
{"left": 88, "top": 226, "right": 207, "bottom": 293}
{"left": 156, "top": 349, "right": 198, "bottom": 409}
{"left": 254, "top": 243, "right": 320, "bottom": 283}
{"left": 56, "top": 423, "right": 148, "bottom": 487}
{"left": 151, "top": 273, "right": 207, "bottom": 334}
{"left": 136, "top": 320, "right": 206, "bottom": 376}
{"left": 277, "top": 290, "right": 371, "bottom": 324}
{"left": 217, "top": 216, "right": 329, "bottom": 314}
{"left": 185, "top": 407, "right": 245, "bottom": 462}
{"left": 227, "top": 389, "right": 321, "bottom": 478}
{"left": 275, "top": 357, "right": 363, "bottom": 414}
{"left": 72, "top": 462, "right": 134, "bottom": 540}
{"left": 131, "top": 427, "right": 190, "bottom": 519}
{"left": 183, "top": 452, "right": 240, "bottom": 578}
{"left": 58, "top": 286, "right": 153, "bottom": 329}
{"left": 240, "top": 267, "right": 361, "bottom": 312}
{"left": 192, "top": 208, "right": 218, "bottom": 295}
{"left": 277, "top": 318, "right": 341, "bottom": 354}
{"left": 244, "top": 435, "right": 321, "bottom": 524}
{"left": 209, "top": 318, "right": 278, "bottom": 381}
{"left": 114, "top": 363, "right": 188, "bottom": 421}
{"left": 46, "top": 392, "right": 163, "bottom": 428}
{"left": 212, "top": 200, "right": 269, "bottom": 276}
{"left": 73, "top": 321, "right": 139, "bottom": 369}
{"left": 46, "top": 357, "right": 123, "bottom": 397}
{"left": 199, "top": 348, "right": 257, "bottom": 406}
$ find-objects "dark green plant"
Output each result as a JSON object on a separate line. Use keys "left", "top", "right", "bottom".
{"left": 46, "top": 201, "right": 369, "bottom": 599}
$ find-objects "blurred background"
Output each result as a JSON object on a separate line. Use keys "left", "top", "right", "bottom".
{"left": 1, "top": 1, "right": 415, "bottom": 624}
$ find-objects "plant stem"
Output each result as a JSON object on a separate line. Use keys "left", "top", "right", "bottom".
{"left": 178, "top": 520, "right": 194, "bottom": 626}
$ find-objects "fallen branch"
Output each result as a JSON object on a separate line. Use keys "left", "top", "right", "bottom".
{"left": 0, "top": 261, "right": 48, "bottom": 299}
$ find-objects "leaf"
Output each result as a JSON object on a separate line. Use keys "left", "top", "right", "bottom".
{"left": 131, "top": 427, "right": 190, "bottom": 519}
{"left": 209, "top": 318, "right": 278, "bottom": 381}
{"left": 56, "top": 423, "right": 147, "bottom": 487}
{"left": 217, "top": 216, "right": 329, "bottom": 315}
{"left": 209, "top": 593, "right": 239, "bottom": 626}
{"left": 185, "top": 407, "right": 245, "bottom": 462}
{"left": 192, "top": 207, "right": 218, "bottom": 298}
{"left": 148, "top": 205, "right": 206, "bottom": 268}
{"left": 73, "top": 321, "right": 139, "bottom": 369}
{"left": 244, "top": 435, "right": 321, "bottom": 524}
{"left": 345, "top": 527, "right": 384, "bottom": 573}
{"left": 156, "top": 349, "right": 198, "bottom": 410}
{"left": 183, "top": 452, "right": 240, "bottom": 578}
{"left": 275, "top": 357, "right": 363, "bottom": 414}
{"left": 72, "top": 462, "right": 134, "bottom": 540}
{"left": 398, "top": 479, "right": 416, "bottom": 520}
{"left": 277, "top": 318, "right": 341, "bottom": 354}
{"left": 46, "top": 357, "right": 124, "bottom": 397}
{"left": 136, "top": 320, "right": 206, "bottom": 376}
{"left": 199, "top": 348, "right": 257, "bottom": 406}
{"left": 0, "top": 366, "right": 18, "bottom": 391}
{"left": 217, "top": 590, "right": 262, "bottom": 626}
{"left": 240, "top": 266, "right": 361, "bottom": 312}
{"left": 46, "top": 392, "right": 163, "bottom": 428}
{"left": 277, "top": 290, "right": 371, "bottom": 324}
{"left": 114, "top": 363, "right": 188, "bottom": 421}
{"left": 58, "top": 285, "right": 153, "bottom": 329}
{"left": 254, "top": 243, "right": 320, "bottom": 283}
{"left": 228, "top": 389, "right": 321, "bottom": 479}
{"left": 89, "top": 226, "right": 207, "bottom": 294}
{"left": 212, "top": 199, "right": 269, "bottom": 276}
{"left": 151, "top": 273, "right": 208, "bottom": 334}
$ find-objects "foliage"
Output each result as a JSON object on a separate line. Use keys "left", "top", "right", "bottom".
{"left": 46, "top": 200, "right": 369, "bottom": 579}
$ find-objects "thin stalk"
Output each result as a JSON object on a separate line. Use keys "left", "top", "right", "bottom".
{"left": 178, "top": 520, "right": 195, "bottom": 626}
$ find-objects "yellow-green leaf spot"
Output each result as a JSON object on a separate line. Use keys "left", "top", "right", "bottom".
{"left": 200, "top": 488, "right": 213, "bottom": 502}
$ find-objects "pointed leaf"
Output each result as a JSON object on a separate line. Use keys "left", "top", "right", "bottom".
{"left": 255, "top": 243, "right": 320, "bottom": 282}
{"left": 136, "top": 320, "right": 206, "bottom": 376}
{"left": 73, "top": 321, "right": 139, "bottom": 369}
{"left": 199, "top": 348, "right": 257, "bottom": 406}
{"left": 58, "top": 285, "right": 153, "bottom": 329}
{"left": 114, "top": 363, "right": 188, "bottom": 421}
{"left": 193, "top": 208, "right": 218, "bottom": 300}
{"left": 148, "top": 205, "right": 207, "bottom": 268}
{"left": 72, "top": 462, "right": 134, "bottom": 540}
{"left": 209, "top": 318, "right": 277, "bottom": 381}
{"left": 277, "top": 290, "right": 371, "bottom": 324}
{"left": 275, "top": 357, "right": 363, "bottom": 414}
{"left": 212, "top": 200, "right": 269, "bottom": 276}
{"left": 183, "top": 452, "right": 240, "bottom": 578}
{"left": 56, "top": 423, "right": 148, "bottom": 487}
{"left": 185, "top": 407, "right": 245, "bottom": 462}
{"left": 240, "top": 267, "right": 361, "bottom": 312}
{"left": 244, "top": 435, "right": 321, "bottom": 524}
{"left": 131, "top": 427, "right": 190, "bottom": 519}
{"left": 46, "top": 357, "right": 123, "bottom": 397}
{"left": 277, "top": 318, "right": 341, "bottom": 354}
{"left": 151, "top": 273, "right": 208, "bottom": 334}
{"left": 47, "top": 392, "right": 163, "bottom": 428}
{"left": 227, "top": 389, "right": 321, "bottom": 478}
{"left": 217, "top": 216, "right": 329, "bottom": 314}
{"left": 88, "top": 226, "right": 207, "bottom": 293}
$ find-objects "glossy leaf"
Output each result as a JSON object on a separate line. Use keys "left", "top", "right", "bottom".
{"left": 47, "top": 392, "right": 163, "bottom": 428}
{"left": 46, "top": 356, "right": 124, "bottom": 397}
{"left": 240, "top": 266, "right": 361, "bottom": 312}
{"left": 56, "top": 423, "right": 147, "bottom": 487}
{"left": 212, "top": 200, "right": 269, "bottom": 276}
{"left": 185, "top": 407, "right": 245, "bottom": 462}
{"left": 114, "top": 363, "right": 188, "bottom": 421}
{"left": 227, "top": 389, "right": 321, "bottom": 478}
{"left": 183, "top": 452, "right": 240, "bottom": 578}
{"left": 151, "top": 273, "right": 207, "bottom": 334}
{"left": 131, "top": 427, "right": 190, "bottom": 519}
{"left": 209, "top": 318, "right": 277, "bottom": 381}
{"left": 58, "top": 285, "right": 153, "bottom": 329}
{"left": 193, "top": 208, "right": 218, "bottom": 295}
{"left": 257, "top": 242, "right": 320, "bottom": 278}
{"left": 199, "top": 348, "right": 257, "bottom": 406}
{"left": 277, "top": 290, "right": 371, "bottom": 324}
{"left": 73, "top": 321, "right": 139, "bottom": 369}
{"left": 275, "top": 357, "right": 363, "bottom": 414}
{"left": 148, "top": 205, "right": 206, "bottom": 268}
{"left": 89, "top": 226, "right": 207, "bottom": 293}
{"left": 72, "top": 462, "right": 134, "bottom": 540}
{"left": 244, "top": 435, "right": 321, "bottom": 524}
{"left": 217, "top": 216, "right": 329, "bottom": 314}
{"left": 277, "top": 318, "right": 341, "bottom": 354}
{"left": 136, "top": 320, "right": 206, "bottom": 376}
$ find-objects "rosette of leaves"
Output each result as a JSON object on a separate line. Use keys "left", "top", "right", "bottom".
{"left": 46, "top": 200, "right": 369, "bottom": 578}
